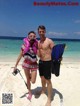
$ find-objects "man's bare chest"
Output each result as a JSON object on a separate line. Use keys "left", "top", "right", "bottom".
{"left": 39, "top": 41, "right": 50, "bottom": 50}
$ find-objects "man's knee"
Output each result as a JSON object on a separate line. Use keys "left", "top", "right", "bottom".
{"left": 41, "top": 76, "right": 45, "bottom": 80}
{"left": 46, "top": 79, "right": 52, "bottom": 85}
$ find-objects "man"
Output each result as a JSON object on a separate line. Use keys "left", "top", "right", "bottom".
{"left": 37, "top": 25, "right": 54, "bottom": 106}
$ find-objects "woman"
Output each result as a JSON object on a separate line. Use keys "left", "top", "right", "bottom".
{"left": 13, "top": 31, "right": 38, "bottom": 100}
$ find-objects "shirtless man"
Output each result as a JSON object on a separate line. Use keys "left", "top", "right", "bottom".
{"left": 37, "top": 25, "right": 54, "bottom": 106}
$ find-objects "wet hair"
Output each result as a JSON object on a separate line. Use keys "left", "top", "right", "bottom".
{"left": 28, "top": 31, "right": 36, "bottom": 35}
{"left": 38, "top": 25, "right": 46, "bottom": 31}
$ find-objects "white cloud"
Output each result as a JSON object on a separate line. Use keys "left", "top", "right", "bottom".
{"left": 74, "top": 32, "right": 80, "bottom": 35}
{"left": 48, "top": 31, "right": 67, "bottom": 36}
{"left": 74, "top": 20, "right": 80, "bottom": 23}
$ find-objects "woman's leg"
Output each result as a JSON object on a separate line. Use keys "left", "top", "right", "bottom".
{"left": 24, "top": 69, "right": 31, "bottom": 94}
{"left": 31, "top": 70, "right": 37, "bottom": 84}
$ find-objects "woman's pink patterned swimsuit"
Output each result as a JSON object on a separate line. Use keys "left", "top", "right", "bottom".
{"left": 21, "top": 40, "right": 38, "bottom": 70}
{"left": 22, "top": 51, "right": 38, "bottom": 70}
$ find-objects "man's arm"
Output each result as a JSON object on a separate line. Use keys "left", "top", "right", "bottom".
{"left": 49, "top": 39, "right": 55, "bottom": 49}
{"left": 37, "top": 41, "right": 40, "bottom": 57}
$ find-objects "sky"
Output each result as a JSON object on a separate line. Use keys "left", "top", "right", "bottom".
{"left": 0, "top": 0, "right": 80, "bottom": 39}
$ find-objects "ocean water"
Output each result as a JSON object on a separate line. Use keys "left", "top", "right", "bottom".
{"left": 0, "top": 39, "right": 23, "bottom": 62}
{"left": 55, "top": 40, "right": 80, "bottom": 62}
{"left": 0, "top": 38, "right": 80, "bottom": 62}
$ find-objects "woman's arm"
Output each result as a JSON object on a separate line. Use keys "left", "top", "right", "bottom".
{"left": 13, "top": 50, "right": 23, "bottom": 71}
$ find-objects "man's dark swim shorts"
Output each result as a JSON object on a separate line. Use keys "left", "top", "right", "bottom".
{"left": 39, "top": 60, "right": 52, "bottom": 79}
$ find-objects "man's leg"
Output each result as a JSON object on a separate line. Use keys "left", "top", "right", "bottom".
{"left": 45, "top": 79, "right": 52, "bottom": 106}
{"left": 40, "top": 76, "right": 46, "bottom": 93}
{"left": 38, "top": 60, "right": 46, "bottom": 94}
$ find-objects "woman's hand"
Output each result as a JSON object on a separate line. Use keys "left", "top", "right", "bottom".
{"left": 13, "top": 66, "right": 17, "bottom": 72}
{"left": 29, "top": 47, "right": 34, "bottom": 54}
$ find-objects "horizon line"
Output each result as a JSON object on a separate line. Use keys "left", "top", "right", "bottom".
{"left": 0, "top": 36, "right": 80, "bottom": 41}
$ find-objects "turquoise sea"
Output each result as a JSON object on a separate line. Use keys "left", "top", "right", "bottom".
{"left": 0, "top": 38, "right": 80, "bottom": 62}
